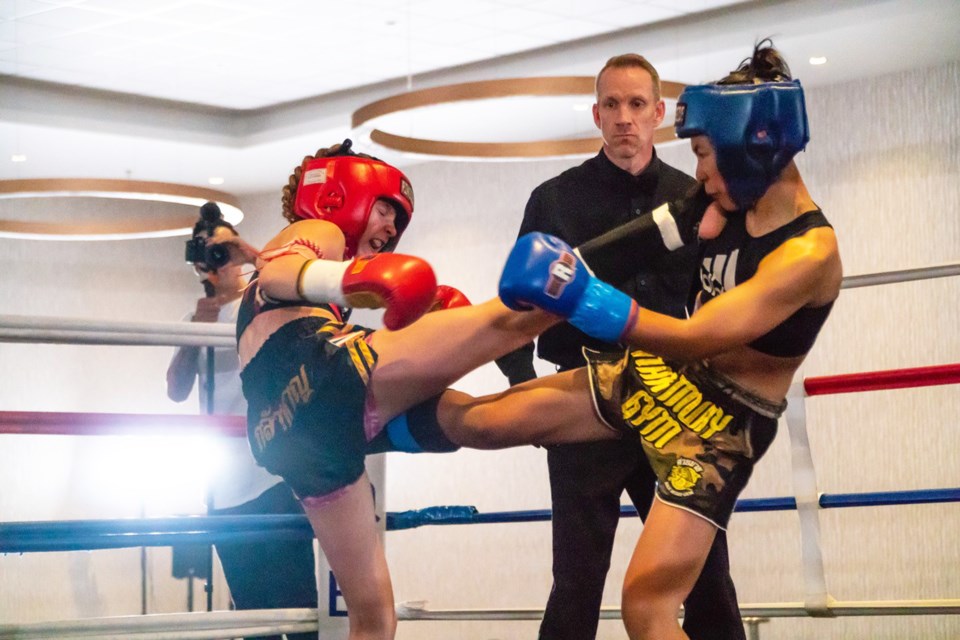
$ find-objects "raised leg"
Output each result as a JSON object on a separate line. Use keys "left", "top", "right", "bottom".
{"left": 436, "top": 368, "right": 617, "bottom": 449}
{"left": 367, "top": 299, "right": 557, "bottom": 421}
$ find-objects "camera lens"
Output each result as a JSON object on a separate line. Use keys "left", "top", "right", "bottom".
{"left": 185, "top": 237, "right": 207, "bottom": 264}
{"left": 205, "top": 243, "right": 230, "bottom": 269}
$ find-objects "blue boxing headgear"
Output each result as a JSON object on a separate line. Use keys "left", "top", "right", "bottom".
{"left": 675, "top": 80, "right": 809, "bottom": 208}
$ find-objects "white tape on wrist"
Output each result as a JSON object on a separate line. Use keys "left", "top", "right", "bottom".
{"left": 652, "top": 202, "right": 685, "bottom": 250}
{"left": 297, "top": 259, "right": 350, "bottom": 305}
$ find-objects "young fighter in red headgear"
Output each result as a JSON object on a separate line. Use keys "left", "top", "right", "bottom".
{"left": 231, "top": 140, "right": 564, "bottom": 640}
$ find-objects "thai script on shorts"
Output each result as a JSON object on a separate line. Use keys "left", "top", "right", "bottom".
{"left": 620, "top": 354, "right": 733, "bottom": 448}
{"left": 253, "top": 365, "right": 314, "bottom": 452}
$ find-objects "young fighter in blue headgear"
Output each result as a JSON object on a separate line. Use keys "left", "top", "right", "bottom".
{"left": 444, "top": 39, "right": 843, "bottom": 639}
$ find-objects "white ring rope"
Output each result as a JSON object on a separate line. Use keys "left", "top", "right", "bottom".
{"left": 839, "top": 261, "right": 960, "bottom": 289}
{"left": 396, "top": 599, "right": 960, "bottom": 620}
{"left": 0, "top": 262, "right": 956, "bottom": 348}
{"left": 0, "top": 314, "right": 234, "bottom": 347}
{"left": 4, "top": 597, "right": 958, "bottom": 640}
{"left": 0, "top": 608, "right": 318, "bottom": 640}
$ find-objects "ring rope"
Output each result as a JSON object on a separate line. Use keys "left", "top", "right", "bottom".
{"left": 787, "top": 360, "right": 960, "bottom": 616}
{"left": 0, "top": 315, "right": 235, "bottom": 336}
{"left": 0, "top": 314, "right": 234, "bottom": 347}
{"left": 0, "top": 361, "right": 953, "bottom": 438}
{"left": 0, "top": 608, "right": 318, "bottom": 640}
{"left": 0, "top": 410, "right": 244, "bottom": 437}
{"left": 0, "top": 328, "right": 235, "bottom": 348}
{"left": 839, "top": 261, "right": 960, "bottom": 289}
{"left": 3, "top": 597, "right": 958, "bottom": 640}
{"left": 396, "top": 599, "right": 960, "bottom": 620}
{"left": 2, "top": 487, "right": 957, "bottom": 553}
{"left": 804, "top": 363, "right": 960, "bottom": 396}
{"left": 0, "top": 261, "right": 955, "bottom": 349}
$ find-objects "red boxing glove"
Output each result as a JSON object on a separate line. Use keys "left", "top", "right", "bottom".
{"left": 430, "top": 285, "right": 472, "bottom": 312}
{"left": 342, "top": 254, "right": 438, "bottom": 330}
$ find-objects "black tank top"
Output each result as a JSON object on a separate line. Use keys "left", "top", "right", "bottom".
{"left": 235, "top": 272, "right": 344, "bottom": 343}
{"left": 697, "top": 210, "right": 834, "bottom": 358}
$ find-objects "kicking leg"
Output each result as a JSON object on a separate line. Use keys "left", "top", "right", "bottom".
{"left": 437, "top": 368, "right": 618, "bottom": 449}
{"left": 367, "top": 299, "right": 557, "bottom": 420}
{"left": 302, "top": 473, "right": 395, "bottom": 640}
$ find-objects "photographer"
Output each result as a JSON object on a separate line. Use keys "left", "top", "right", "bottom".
{"left": 166, "top": 204, "right": 317, "bottom": 640}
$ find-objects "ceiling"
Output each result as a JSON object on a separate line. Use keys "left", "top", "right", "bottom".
{"left": 1, "top": 0, "right": 742, "bottom": 109}
{"left": 0, "top": 0, "right": 958, "bottom": 195}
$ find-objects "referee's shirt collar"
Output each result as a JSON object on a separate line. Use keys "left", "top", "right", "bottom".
{"left": 595, "top": 148, "right": 661, "bottom": 193}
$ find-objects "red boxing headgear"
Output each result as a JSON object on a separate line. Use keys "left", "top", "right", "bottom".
{"left": 293, "top": 154, "right": 414, "bottom": 259}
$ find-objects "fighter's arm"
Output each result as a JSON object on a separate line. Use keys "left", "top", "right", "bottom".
{"left": 255, "top": 219, "right": 347, "bottom": 301}
{"left": 575, "top": 183, "right": 712, "bottom": 283}
{"left": 500, "top": 228, "right": 839, "bottom": 360}
{"left": 256, "top": 218, "right": 438, "bottom": 330}
{"left": 623, "top": 227, "right": 841, "bottom": 360}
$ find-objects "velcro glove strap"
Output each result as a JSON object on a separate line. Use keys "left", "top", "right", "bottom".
{"left": 568, "top": 279, "right": 637, "bottom": 344}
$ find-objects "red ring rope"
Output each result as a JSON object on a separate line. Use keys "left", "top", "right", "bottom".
{"left": 803, "top": 363, "right": 960, "bottom": 397}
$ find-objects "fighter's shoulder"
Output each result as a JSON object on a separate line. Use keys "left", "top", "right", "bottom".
{"left": 266, "top": 219, "right": 344, "bottom": 247}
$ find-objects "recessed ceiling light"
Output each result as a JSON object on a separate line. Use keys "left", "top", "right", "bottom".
{"left": 809, "top": 56, "right": 827, "bottom": 66}
{"left": 11, "top": 154, "right": 26, "bottom": 162}
{"left": 208, "top": 177, "right": 224, "bottom": 185}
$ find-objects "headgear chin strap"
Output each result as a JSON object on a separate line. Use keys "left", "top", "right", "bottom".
{"left": 675, "top": 80, "right": 809, "bottom": 209}
{"left": 294, "top": 155, "right": 414, "bottom": 259}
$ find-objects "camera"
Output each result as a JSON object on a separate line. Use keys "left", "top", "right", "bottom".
{"left": 185, "top": 202, "right": 231, "bottom": 271}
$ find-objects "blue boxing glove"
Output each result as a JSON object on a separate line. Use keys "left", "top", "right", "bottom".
{"left": 499, "top": 232, "right": 637, "bottom": 344}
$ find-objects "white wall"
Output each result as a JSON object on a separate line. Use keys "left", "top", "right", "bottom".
{"left": 1, "top": 60, "right": 958, "bottom": 638}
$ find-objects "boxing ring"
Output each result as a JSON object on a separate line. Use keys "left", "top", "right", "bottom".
{"left": 1, "top": 261, "right": 959, "bottom": 639}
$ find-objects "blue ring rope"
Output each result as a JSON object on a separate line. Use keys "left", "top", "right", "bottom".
{"left": 2, "top": 487, "right": 957, "bottom": 553}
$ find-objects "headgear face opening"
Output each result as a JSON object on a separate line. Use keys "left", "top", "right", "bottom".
{"left": 293, "top": 155, "right": 414, "bottom": 259}
{"left": 675, "top": 80, "right": 809, "bottom": 209}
